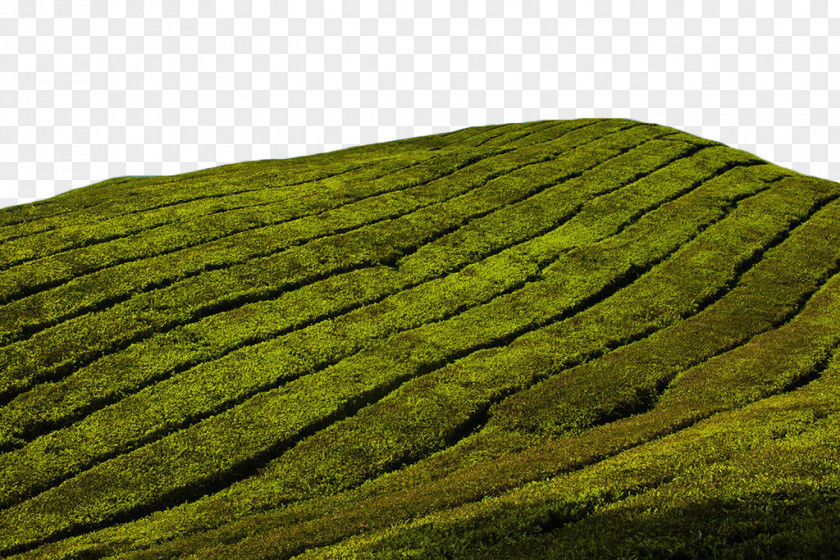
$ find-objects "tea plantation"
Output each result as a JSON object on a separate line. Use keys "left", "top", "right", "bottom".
{"left": 0, "top": 118, "right": 838, "bottom": 559}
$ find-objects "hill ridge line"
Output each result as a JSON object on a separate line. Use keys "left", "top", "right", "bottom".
{"left": 2, "top": 120, "right": 839, "bottom": 560}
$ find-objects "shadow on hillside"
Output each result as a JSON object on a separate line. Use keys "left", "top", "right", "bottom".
{"left": 481, "top": 491, "right": 840, "bottom": 560}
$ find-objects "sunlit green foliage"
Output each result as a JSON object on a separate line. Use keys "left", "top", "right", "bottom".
{"left": 1, "top": 119, "right": 838, "bottom": 559}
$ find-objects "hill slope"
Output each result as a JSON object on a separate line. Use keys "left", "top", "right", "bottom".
{"left": 0, "top": 118, "right": 838, "bottom": 559}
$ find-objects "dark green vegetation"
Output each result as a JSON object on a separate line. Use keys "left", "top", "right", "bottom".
{"left": 0, "top": 118, "right": 838, "bottom": 559}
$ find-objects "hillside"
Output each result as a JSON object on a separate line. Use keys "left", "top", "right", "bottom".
{"left": 0, "top": 118, "right": 838, "bottom": 559}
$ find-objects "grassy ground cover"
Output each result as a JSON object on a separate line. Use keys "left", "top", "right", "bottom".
{"left": 0, "top": 118, "right": 837, "bottom": 559}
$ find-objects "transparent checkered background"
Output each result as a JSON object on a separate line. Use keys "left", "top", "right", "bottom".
{"left": 1, "top": 0, "right": 838, "bottom": 208}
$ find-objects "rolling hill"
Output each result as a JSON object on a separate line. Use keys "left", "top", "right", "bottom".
{"left": 0, "top": 118, "right": 838, "bottom": 559}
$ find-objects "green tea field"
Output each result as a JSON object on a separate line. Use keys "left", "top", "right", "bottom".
{"left": 0, "top": 118, "right": 838, "bottom": 558}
